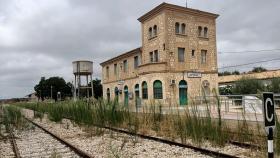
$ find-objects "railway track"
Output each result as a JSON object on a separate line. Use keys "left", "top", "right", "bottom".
{"left": 30, "top": 117, "right": 242, "bottom": 158}
{"left": 20, "top": 108, "right": 260, "bottom": 158}
{"left": 0, "top": 125, "right": 16, "bottom": 158}
{"left": 94, "top": 125, "right": 241, "bottom": 158}
{"left": 7, "top": 118, "right": 92, "bottom": 158}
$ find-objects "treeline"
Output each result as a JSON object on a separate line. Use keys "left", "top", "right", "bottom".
{"left": 34, "top": 76, "right": 103, "bottom": 101}
{"left": 219, "top": 77, "right": 280, "bottom": 95}
{"left": 218, "top": 67, "right": 267, "bottom": 76}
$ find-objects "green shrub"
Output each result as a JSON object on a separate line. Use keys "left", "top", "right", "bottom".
{"left": 232, "top": 77, "right": 264, "bottom": 94}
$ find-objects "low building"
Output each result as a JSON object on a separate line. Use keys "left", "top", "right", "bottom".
{"left": 25, "top": 92, "right": 38, "bottom": 102}
{"left": 218, "top": 69, "right": 280, "bottom": 86}
{"left": 100, "top": 3, "right": 219, "bottom": 107}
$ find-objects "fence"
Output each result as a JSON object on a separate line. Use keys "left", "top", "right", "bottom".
{"left": 193, "top": 94, "right": 280, "bottom": 114}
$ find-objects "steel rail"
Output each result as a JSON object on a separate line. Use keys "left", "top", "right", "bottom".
{"left": 22, "top": 108, "right": 258, "bottom": 158}
{"left": 97, "top": 125, "right": 240, "bottom": 158}
{"left": 24, "top": 117, "right": 92, "bottom": 158}
{"left": 8, "top": 127, "right": 21, "bottom": 158}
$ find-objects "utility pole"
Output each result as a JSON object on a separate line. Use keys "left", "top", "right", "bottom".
{"left": 186, "top": 0, "right": 188, "bottom": 8}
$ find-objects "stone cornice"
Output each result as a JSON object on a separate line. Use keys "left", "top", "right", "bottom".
{"left": 138, "top": 2, "right": 219, "bottom": 23}
{"left": 100, "top": 47, "right": 142, "bottom": 66}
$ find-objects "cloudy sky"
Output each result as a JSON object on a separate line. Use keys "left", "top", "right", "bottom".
{"left": 0, "top": 0, "right": 280, "bottom": 99}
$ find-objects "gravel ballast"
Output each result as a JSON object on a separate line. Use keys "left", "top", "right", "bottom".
{"left": 21, "top": 108, "right": 262, "bottom": 158}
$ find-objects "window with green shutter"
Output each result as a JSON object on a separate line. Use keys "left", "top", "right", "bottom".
{"left": 153, "top": 80, "right": 163, "bottom": 99}
{"left": 142, "top": 81, "right": 148, "bottom": 99}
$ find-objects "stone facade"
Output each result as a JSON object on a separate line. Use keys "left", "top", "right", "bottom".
{"left": 100, "top": 3, "right": 219, "bottom": 107}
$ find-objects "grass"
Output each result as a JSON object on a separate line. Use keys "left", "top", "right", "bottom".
{"left": 12, "top": 93, "right": 271, "bottom": 154}
{"left": 2, "top": 105, "right": 25, "bottom": 129}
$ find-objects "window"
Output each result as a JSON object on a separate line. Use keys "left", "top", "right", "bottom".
{"left": 181, "top": 23, "right": 186, "bottom": 34}
{"left": 153, "top": 80, "right": 163, "bottom": 99}
{"left": 134, "top": 56, "right": 139, "bottom": 69}
{"left": 142, "top": 81, "right": 148, "bottom": 99}
{"left": 114, "top": 87, "right": 119, "bottom": 102}
{"left": 178, "top": 48, "right": 185, "bottom": 62}
{"left": 175, "top": 22, "right": 180, "bottom": 34}
{"left": 149, "top": 52, "right": 153, "bottom": 62}
{"left": 149, "top": 27, "right": 152, "bottom": 39}
{"left": 153, "top": 25, "right": 157, "bottom": 36}
{"left": 106, "top": 66, "right": 109, "bottom": 78}
{"left": 123, "top": 60, "right": 128, "bottom": 72}
{"left": 192, "top": 50, "right": 195, "bottom": 57}
{"left": 204, "top": 27, "right": 208, "bottom": 38}
{"left": 124, "top": 85, "right": 128, "bottom": 106}
{"left": 150, "top": 50, "right": 159, "bottom": 63}
{"left": 198, "top": 26, "right": 202, "bottom": 37}
{"left": 114, "top": 64, "right": 117, "bottom": 75}
{"left": 201, "top": 50, "right": 207, "bottom": 64}
{"left": 107, "top": 88, "right": 110, "bottom": 101}
{"left": 154, "top": 50, "right": 159, "bottom": 62}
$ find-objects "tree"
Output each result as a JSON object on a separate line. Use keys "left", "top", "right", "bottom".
{"left": 34, "top": 77, "right": 72, "bottom": 101}
{"left": 219, "top": 85, "right": 233, "bottom": 95}
{"left": 268, "top": 78, "right": 280, "bottom": 93}
{"left": 218, "top": 71, "right": 232, "bottom": 76}
{"left": 76, "top": 78, "right": 103, "bottom": 99}
{"left": 34, "top": 77, "right": 47, "bottom": 101}
{"left": 232, "top": 70, "right": 240, "bottom": 75}
{"left": 232, "top": 77, "right": 264, "bottom": 95}
{"left": 89, "top": 79, "right": 103, "bottom": 99}
{"left": 251, "top": 67, "right": 267, "bottom": 73}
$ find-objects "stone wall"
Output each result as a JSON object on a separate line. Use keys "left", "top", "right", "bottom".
{"left": 165, "top": 10, "right": 217, "bottom": 72}
{"left": 103, "top": 72, "right": 218, "bottom": 107}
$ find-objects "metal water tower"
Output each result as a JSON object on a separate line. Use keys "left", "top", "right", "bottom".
{"left": 72, "top": 60, "right": 94, "bottom": 100}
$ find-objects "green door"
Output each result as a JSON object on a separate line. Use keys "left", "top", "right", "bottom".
{"left": 124, "top": 86, "right": 128, "bottom": 107}
{"left": 179, "top": 80, "right": 188, "bottom": 105}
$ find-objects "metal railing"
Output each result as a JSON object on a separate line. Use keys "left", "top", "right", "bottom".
{"left": 193, "top": 94, "right": 280, "bottom": 114}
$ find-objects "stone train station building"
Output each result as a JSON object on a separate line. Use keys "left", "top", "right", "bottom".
{"left": 100, "top": 3, "right": 219, "bottom": 107}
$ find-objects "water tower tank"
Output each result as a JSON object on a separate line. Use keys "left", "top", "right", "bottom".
{"left": 72, "top": 60, "right": 93, "bottom": 75}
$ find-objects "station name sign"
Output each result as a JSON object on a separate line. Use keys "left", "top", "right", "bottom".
{"left": 187, "top": 72, "right": 202, "bottom": 78}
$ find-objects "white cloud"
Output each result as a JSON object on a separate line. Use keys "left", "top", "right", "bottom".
{"left": 0, "top": 0, "right": 280, "bottom": 98}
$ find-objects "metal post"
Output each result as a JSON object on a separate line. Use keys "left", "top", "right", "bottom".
{"left": 268, "top": 127, "right": 274, "bottom": 158}
{"left": 74, "top": 75, "right": 77, "bottom": 101}
{"left": 77, "top": 75, "right": 80, "bottom": 99}
{"left": 90, "top": 75, "right": 94, "bottom": 98}
{"left": 86, "top": 75, "right": 89, "bottom": 98}
{"left": 51, "top": 86, "right": 52, "bottom": 102}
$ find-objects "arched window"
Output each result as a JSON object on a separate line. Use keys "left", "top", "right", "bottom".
{"left": 198, "top": 26, "right": 202, "bottom": 37}
{"left": 153, "top": 25, "right": 157, "bottom": 36}
{"left": 153, "top": 80, "right": 163, "bottom": 99}
{"left": 106, "top": 88, "right": 110, "bottom": 101}
{"left": 135, "top": 84, "right": 140, "bottom": 107}
{"left": 124, "top": 85, "right": 128, "bottom": 106}
{"left": 175, "top": 22, "right": 180, "bottom": 34}
{"left": 204, "top": 27, "right": 208, "bottom": 38}
{"left": 142, "top": 81, "right": 148, "bottom": 99}
{"left": 149, "top": 27, "right": 153, "bottom": 39}
{"left": 114, "top": 87, "right": 119, "bottom": 102}
{"left": 181, "top": 23, "right": 186, "bottom": 34}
